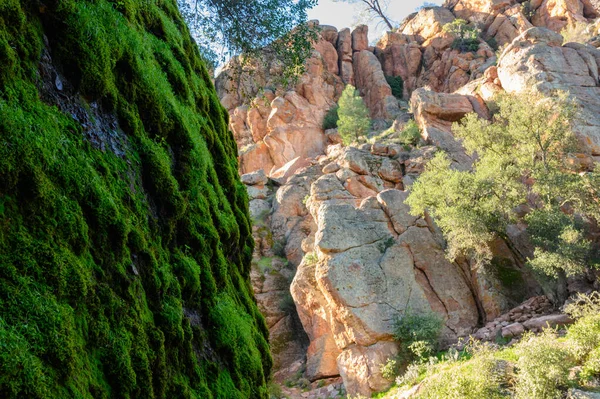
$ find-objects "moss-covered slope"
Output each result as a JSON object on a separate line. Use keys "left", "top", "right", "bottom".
{"left": 0, "top": 0, "right": 271, "bottom": 397}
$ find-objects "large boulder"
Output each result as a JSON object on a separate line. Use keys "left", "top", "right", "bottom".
{"left": 353, "top": 50, "right": 401, "bottom": 120}
{"left": 410, "top": 88, "right": 482, "bottom": 167}
{"left": 337, "top": 28, "right": 355, "bottom": 85}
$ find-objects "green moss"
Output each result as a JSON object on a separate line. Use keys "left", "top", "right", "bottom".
{"left": 0, "top": 1, "right": 270, "bottom": 398}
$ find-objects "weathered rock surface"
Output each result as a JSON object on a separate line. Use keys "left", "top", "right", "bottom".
{"left": 286, "top": 145, "right": 535, "bottom": 396}
{"left": 376, "top": 7, "right": 496, "bottom": 96}
{"left": 353, "top": 50, "right": 401, "bottom": 120}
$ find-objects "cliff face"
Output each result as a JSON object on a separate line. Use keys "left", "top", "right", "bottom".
{"left": 0, "top": 1, "right": 270, "bottom": 398}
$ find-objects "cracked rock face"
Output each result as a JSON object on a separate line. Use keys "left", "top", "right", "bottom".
{"left": 286, "top": 145, "right": 535, "bottom": 397}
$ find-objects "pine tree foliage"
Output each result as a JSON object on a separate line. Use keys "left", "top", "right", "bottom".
{"left": 337, "top": 85, "right": 371, "bottom": 145}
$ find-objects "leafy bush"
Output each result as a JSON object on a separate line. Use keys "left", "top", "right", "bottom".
{"left": 395, "top": 299, "right": 600, "bottom": 398}
{"left": 525, "top": 208, "right": 595, "bottom": 277}
{"left": 416, "top": 348, "right": 507, "bottom": 399}
{"left": 322, "top": 104, "right": 339, "bottom": 130}
{"left": 268, "top": 382, "right": 283, "bottom": 398}
{"left": 565, "top": 292, "right": 600, "bottom": 381}
{"left": 514, "top": 331, "right": 573, "bottom": 399}
{"left": 561, "top": 21, "right": 598, "bottom": 44}
{"left": 337, "top": 85, "right": 371, "bottom": 145}
{"left": 394, "top": 310, "right": 443, "bottom": 362}
{"left": 385, "top": 75, "right": 404, "bottom": 99}
{"left": 406, "top": 91, "right": 600, "bottom": 275}
{"left": 304, "top": 252, "right": 318, "bottom": 265}
{"left": 381, "top": 358, "right": 398, "bottom": 380}
{"left": 399, "top": 120, "right": 421, "bottom": 147}
{"left": 443, "top": 19, "right": 480, "bottom": 52}
{"left": 396, "top": 363, "right": 423, "bottom": 387}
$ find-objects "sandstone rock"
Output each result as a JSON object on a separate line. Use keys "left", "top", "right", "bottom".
{"left": 320, "top": 24, "right": 339, "bottom": 45}
{"left": 315, "top": 202, "right": 390, "bottom": 254}
{"left": 402, "top": 7, "right": 456, "bottom": 44}
{"left": 241, "top": 169, "right": 268, "bottom": 186}
{"left": 292, "top": 259, "right": 341, "bottom": 381}
{"left": 322, "top": 162, "right": 341, "bottom": 174}
{"left": 376, "top": 190, "right": 418, "bottom": 234}
{"left": 315, "top": 39, "right": 339, "bottom": 75}
{"left": 501, "top": 322, "right": 525, "bottom": 338}
{"left": 532, "top": 0, "right": 589, "bottom": 32}
{"left": 344, "top": 175, "right": 380, "bottom": 198}
{"left": 351, "top": 25, "right": 369, "bottom": 52}
{"left": 568, "top": 388, "right": 600, "bottom": 398}
{"left": 240, "top": 142, "right": 275, "bottom": 175}
{"left": 247, "top": 184, "right": 269, "bottom": 200}
{"left": 217, "top": 47, "right": 341, "bottom": 176}
{"left": 337, "top": 342, "right": 399, "bottom": 397}
{"left": 353, "top": 50, "right": 401, "bottom": 120}
{"left": 523, "top": 313, "right": 573, "bottom": 331}
{"left": 249, "top": 199, "right": 271, "bottom": 221}
{"left": 410, "top": 88, "right": 476, "bottom": 167}
{"left": 337, "top": 28, "right": 354, "bottom": 85}
{"left": 270, "top": 156, "right": 311, "bottom": 183}
{"left": 378, "top": 158, "right": 403, "bottom": 182}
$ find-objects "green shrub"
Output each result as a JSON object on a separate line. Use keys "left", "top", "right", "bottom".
{"left": 394, "top": 309, "right": 443, "bottom": 362}
{"left": 561, "top": 21, "right": 598, "bottom": 44}
{"left": 514, "top": 331, "right": 573, "bottom": 399}
{"left": 381, "top": 358, "right": 399, "bottom": 380}
{"left": 304, "top": 252, "right": 318, "bottom": 265}
{"left": 396, "top": 363, "right": 423, "bottom": 387}
{"left": 268, "top": 382, "right": 283, "bottom": 398}
{"left": 322, "top": 104, "right": 339, "bottom": 130}
{"left": 581, "top": 346, "right": 600, "bottom": 381}
{"left": 399, "top": 120, "right": 421, "bottom": 147}
{"left": 416, "top": 347, "right": 507, "bottom": 399}
{"left": 385, "top": 75, "right": 404, "bottom": 99}
{"left": 486, "top": 37, "right": 499, "bottom": 51}
{"left": 406, "top": 91, "right": 600, "bottom": 275}
{"left": 337, "top": 85, "right": 371, "bottom": 145}
{"left": 565, "top": 292, "right": 600, "bottom": 381}
{"left": 443, "top": 19, "right": 480, "bottom": 52}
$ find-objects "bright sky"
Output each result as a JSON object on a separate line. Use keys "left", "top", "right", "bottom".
{"left": 307, "top": 0, "right": 443, "bottom": 42}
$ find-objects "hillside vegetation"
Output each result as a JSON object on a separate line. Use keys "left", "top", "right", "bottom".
{"left": 0, "top": 1, "right": 270, "bottom": 398}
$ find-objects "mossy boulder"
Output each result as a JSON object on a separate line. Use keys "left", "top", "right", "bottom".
{"left": 0, "top": 1, "right": 270, "bottom": 398}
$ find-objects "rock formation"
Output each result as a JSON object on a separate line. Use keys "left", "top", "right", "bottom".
{"left": 217, "top": 0, "right": 600, "bottom": 397}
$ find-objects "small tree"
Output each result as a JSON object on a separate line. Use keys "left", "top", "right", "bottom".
{"left": 406, "top": 91, "right": 600, "bottom": 277}
{"left": 337, "top": 85, "right": 371, "bottom": 145}
{"left": 443, "top": 19, "right": 480, "bottom": 52}
{"left": 334, "top": 0, "right": 395, "bottom": 30}
{"left": 322, "top": 105, "right": 339, "bottom": 130}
